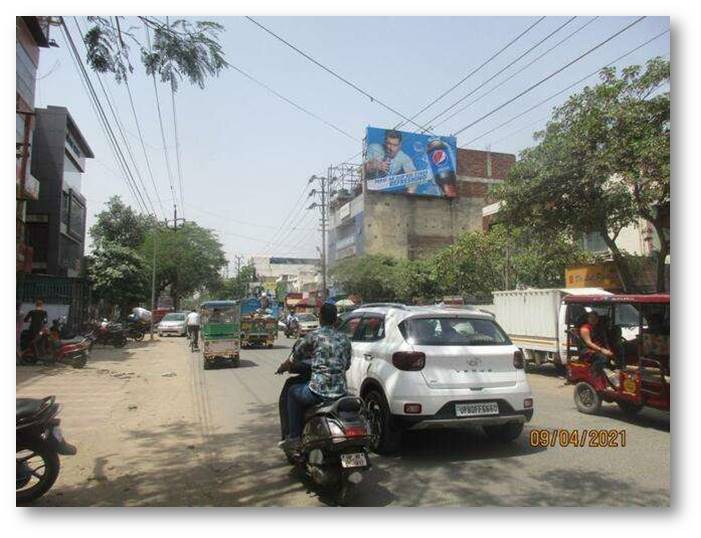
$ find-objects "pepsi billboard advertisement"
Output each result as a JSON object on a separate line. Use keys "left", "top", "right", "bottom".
{"left": 363, "top": 126, "right": 458, "bottom": 198}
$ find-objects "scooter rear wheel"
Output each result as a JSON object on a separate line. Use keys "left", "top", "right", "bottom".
{"left": 574, "top": 381, "right": 602, "bottom": 414}
{"left": 16, "top": 438, "right": 60, "bottom": 504}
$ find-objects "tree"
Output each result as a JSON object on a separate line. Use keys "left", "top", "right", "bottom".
{"left": 87, "top": 241, "right": 149, "bottom": 316}
{"left": 81, "top": 16, "right": 228, "bottom": 90}
{"left": 496, "top": 58, "right": 669, "bottom": 292}
{"left": 90, "top": 195, "right": 156, "bottom": 249}
{"left": 140, "top": 222, "right": 227, "bottom": 310}
{"left": 330, "top": 255, "right": 399, "bottom": 303}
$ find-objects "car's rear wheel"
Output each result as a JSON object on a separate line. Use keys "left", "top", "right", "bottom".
{"left": 574, "top": 381, "right": 602, "bottom": 414}
{"left": 363, "top": 390, "right": 401, "bottom": 454}
{"left": 483, "top": 421, "right": 524, "bottom": 442}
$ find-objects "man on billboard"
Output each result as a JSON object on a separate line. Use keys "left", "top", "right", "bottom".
{"left": 364, "top": 129, "right": 416, "bottom": 180}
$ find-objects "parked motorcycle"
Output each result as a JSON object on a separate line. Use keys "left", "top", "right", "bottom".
{"left": 16, "top": 395, "right": 77, "bottom": 503}
{"left": 86, "top": 320, "right": 127, "bottom": 348}
{"left": 276, "top": 350, "right": 371, "bottom": 504}
{"left": 125, "top": 315, "right": 148, "bottom": 341}
{"left": 19, "top": 325, "right": 90, "bottom": 369}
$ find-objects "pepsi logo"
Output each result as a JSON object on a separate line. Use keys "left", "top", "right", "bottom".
{"left": 431, "top": 149, "right": 447, "bottom": 165}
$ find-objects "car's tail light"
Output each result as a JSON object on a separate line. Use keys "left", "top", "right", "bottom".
{"left": 392, "top": 351, "right": 426, "bottom": 371}
{"left": 513, "top": 350, "right": 525, "bottom": 369}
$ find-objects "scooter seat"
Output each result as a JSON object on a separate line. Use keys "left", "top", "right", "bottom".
{"left": 305, "top": 396, "right": 364, "bottom": 420}
{"left": 60, "top": 337, "right": 85, "bottom": 346}
{"left": 16, "top": 397, "right": 50, "bottom": 420}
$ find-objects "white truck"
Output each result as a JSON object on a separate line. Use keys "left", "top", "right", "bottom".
{"left": 486, "top": 288, "right": 612, "bottom": 368}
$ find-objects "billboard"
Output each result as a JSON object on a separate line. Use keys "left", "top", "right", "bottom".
{"left": 363, "top": 126, "right": 458, "bottom": 198}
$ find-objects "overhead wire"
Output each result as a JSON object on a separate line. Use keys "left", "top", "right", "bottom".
{"left": 433, "top": 16, "right": 600, "bottom": 131}
{"left": 419, "top": 16, "right": 578, "bottom": 131}
{"left": 464, "top": 29, "right": 669, "bottom": 147}
{"left": 395, "top": 16, "right": 547, "bottom": 130}
{"left": 72, "top": 17, "right": 157, "bottom": 218}
{"left": 245, "top": 16, "right": 434, "bottom": 134}
{"left": 451, "top": 16, "right": 647, "bottom": 137}
{"left": 166, "top": 16, "right": 186, "bottom": 219}
{"left": 60, "top": 19, "right": 150, "bottom": 215}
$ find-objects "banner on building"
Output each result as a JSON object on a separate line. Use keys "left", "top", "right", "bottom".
{"left": 363, "top": 126, "right": 458, "bottom": 198}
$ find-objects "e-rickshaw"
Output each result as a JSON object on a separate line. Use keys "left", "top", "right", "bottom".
{"left": 200, "top": 300, "right": 241, "bottom": 369}
{"left": 565, "top": 294, "right": 670, "bottom": 415}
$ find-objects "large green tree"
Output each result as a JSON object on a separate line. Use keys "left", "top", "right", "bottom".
{"left": 140, "top": 222, "right": 227, "bottom": 310}
{"left": 87, "top": 241, "right": 149, "bottom": 315}
{"left": 330, "top": 255, "right": 400, "bottom": 303}
{"left": 495, "top": 58, "right": 670, "bottom": 292}
{"left": 90, "top": 195, "right": 156, "bottom": 249}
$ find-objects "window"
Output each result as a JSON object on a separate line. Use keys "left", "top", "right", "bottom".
{"left": 69, "top": 195, "right": 85, "bottom": 238}
{"left": 61, "top": 191, "right": 70, "bottom": 227}
{"left": 63, "top": 152, "right": 82, "bottom": 193}
{"left": 338, "top": 316, "right": 362, "bottom": 338}
{"left": 354, "top": 316, "right": 385, "bottom": 342}
{"left": 399, "top": 317, "right": 511, "bottom": 346}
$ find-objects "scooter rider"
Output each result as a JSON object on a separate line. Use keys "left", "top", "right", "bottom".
{"left": 276, "top": 303, "right": 351, "bottom": 453}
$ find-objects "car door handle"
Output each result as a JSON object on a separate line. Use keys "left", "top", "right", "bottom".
{"left": 364, "top": 353, "right": 374, "bottom": 360}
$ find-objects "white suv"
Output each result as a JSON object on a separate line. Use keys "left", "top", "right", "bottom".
{"left": 338, "top": 304, "right": 534, "bottom": 453}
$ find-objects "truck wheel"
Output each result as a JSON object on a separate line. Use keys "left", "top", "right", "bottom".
{"left": 203, "top": 359, "right": 211, "bottom": 370}
{"left": 483, "top": 422, "right": 524, "bottom": 442}
{"left": 574, "top": 382, "right": 601, "bottom": 414}
{"left": 231, "top": 356, "right": 240, "bottom": 368}
{"left": 363, "top": 390, "right": 401, "bottom": 455}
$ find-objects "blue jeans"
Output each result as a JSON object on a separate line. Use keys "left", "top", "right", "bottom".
{"left": 287, "top": 383, "right": 322, "bottom": 439}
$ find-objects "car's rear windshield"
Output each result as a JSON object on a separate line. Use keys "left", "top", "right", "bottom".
{"left": 399, "top": 317, "right": 512, "bottom": 346}
{"left": 163, "top": 313, "right": 186, "bottom": 321}
{"left": 298, "top": 314, "right": 317, "bottom": 322}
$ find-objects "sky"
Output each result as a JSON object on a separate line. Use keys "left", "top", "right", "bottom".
{"left": 35, "top": 16, "right": 670, "bottom": 264}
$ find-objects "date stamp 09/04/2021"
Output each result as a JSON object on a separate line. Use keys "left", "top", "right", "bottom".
{"left": 528, "top": 429, "right": 627, "bottom": 448}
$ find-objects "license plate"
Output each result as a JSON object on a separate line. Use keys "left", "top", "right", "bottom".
{"left": 455, "top": 402, "right": 499, "bottom": 417}
{"left": 340, "top": 453, "right": 367, "bottom": 468}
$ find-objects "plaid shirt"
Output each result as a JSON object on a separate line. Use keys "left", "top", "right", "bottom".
{"left": 292, "top": 325, "right": 352, "bottom": 399}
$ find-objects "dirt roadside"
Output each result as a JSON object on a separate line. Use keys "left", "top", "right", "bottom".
{"left": 16, "top": 337, "right": 219, "bottom": 506}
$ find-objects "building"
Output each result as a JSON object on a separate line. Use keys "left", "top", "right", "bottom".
{"left": 16, "top": 16, "right": 52, "bottom": 273}
{"left": 25, "top": 106, "right": 94, "bottom": 277}
{"left": 250, "top": 256, "right": 321, "bottom": 295}
{"left": 328, "top": 148, "right": 516, "bottom": 264}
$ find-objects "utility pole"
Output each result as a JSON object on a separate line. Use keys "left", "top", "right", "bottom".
{"left": 234, "top": 254, "right": 244, "bottom": 277}
{"left": 150, "top": 230, "right": 157, "bottom": 340}
{"left": 308, "top": 171, "right": 329, "bottom": 302}
{"left": 164, "top": 204, "right": 186, "bottom": 309}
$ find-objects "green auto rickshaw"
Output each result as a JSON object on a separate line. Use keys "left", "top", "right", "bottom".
{"left": 200, "top": 300, "right": 241, "bottom": 369}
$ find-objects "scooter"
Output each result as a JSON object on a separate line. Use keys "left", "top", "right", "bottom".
{"left": 284, "top": 319, "right": 299, "bottom": 339}
{"left": 19, "top": 325, "right": 90, "bottom": 369}
{"left": 87, "top": 320, "right": 127, "bottom": 348}
{"left": 17, "top": 396, "right": 77, "bottom": 503}
{"left": 125, "top": 316, "right": 147, "bottom": 341}
{"left": 276, "top": 350, "right": 372, "bottom": 505}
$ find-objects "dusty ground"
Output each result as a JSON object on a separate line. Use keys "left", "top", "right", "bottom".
{"left": 17, "top": 335, "right": 671, "bottom": 507}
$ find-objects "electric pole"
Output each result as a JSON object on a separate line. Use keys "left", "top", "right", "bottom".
{"left": 164, "top": 204, "right": 186, "bottom": 309}
{"left": 308, "top": 171, "right": 329, "bottom": 302}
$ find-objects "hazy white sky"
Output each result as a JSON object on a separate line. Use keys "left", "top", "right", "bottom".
{"left": 35, "top": 16, "right": 669, "bottom": 262}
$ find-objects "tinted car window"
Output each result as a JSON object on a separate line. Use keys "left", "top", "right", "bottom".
{"left": 338, "top": 316, "right": 362, "bottom": 338}
{"left": 399, "top": 317, "right": 511, "bottom": 346}
{"left": 163, "top": 313, "right": 186, "bottom": 321}
{"left": 354, "top": 317, "right": 385, "bottom": 342}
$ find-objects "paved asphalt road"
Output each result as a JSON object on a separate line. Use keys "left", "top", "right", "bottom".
{"left": 190, "top": 335, "right": 670, "bottom": 507}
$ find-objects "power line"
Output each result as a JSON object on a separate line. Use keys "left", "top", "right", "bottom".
{"left": 261, "top": 180, "right": 313, "bottom": 254}
{"left": 60, "top": 19, "right": 150, "bottom": 215}
{"left": 145, "top": 22, "right": 178, "bottom": 210}
{"left": 184, "top": 202, "right": 316, "bottom": 231}
{"left": 71, "top": 17, "right": 157, "bottom": 217}
{"left": 395, "top": 16, "right": 547, "bottom": 130}
{"left": 420, "top": 16, "right": 578, "bottom": 131}
{"left": 434, "top": 16, "right": 600, "bottom": 131}
{"left": 451, "top": 16, "right": 647, "bottom": 137}
{"left": 245, "top": 16, "right": 433, "bottom": 134}
{"left": 170, "top": 85, "right": 186, "bottom": 219}
{"left": 230, "top": 63, "right": 360, "bottom": 142}
{"left": 464, "top": 29, "right": 669, "bottom": 147}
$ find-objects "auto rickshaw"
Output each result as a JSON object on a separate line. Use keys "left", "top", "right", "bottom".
{"left": 200, "top": 300, "right": 241, "bottom": 369}
{"left": 565, "top": 294, "right": 670, "bottom": 415}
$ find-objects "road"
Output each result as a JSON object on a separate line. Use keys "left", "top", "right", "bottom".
{"left": 18, "top": 335, "right": 670, "bottom": 507}
{"left": 190, "top": 337, "right": 671, "bottom": 507}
